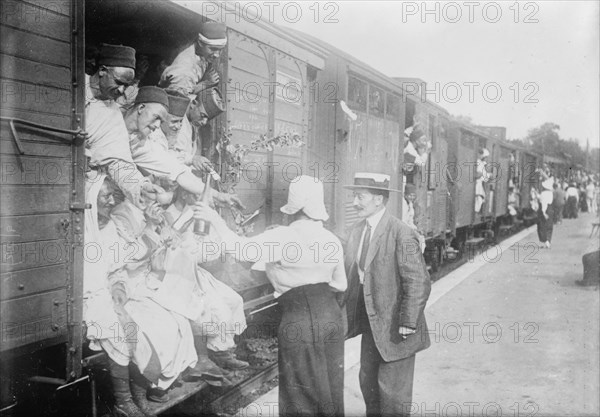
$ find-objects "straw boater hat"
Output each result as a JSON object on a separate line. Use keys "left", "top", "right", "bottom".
{"left": 280, "top": 175, "right": 329, "bottom": 221}
{"left": 343, "top": 172, "right": 402, "bottom": 193}
{"left": 97, "top": 43, "right": 136, "bottom": 69}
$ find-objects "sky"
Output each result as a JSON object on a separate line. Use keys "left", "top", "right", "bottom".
{"left": 270, "top": 0, "right": 600, "bottom": 149}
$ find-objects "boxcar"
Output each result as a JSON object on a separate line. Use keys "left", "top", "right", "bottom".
{"left": 287, "top": 30, "right": 409, "bottom": 236}
{"left": 1, "top": 0, "right": 86, "bottom": 394}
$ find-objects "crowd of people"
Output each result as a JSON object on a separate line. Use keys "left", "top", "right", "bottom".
{"left": 82, "top": 20, "right": 431, "bottom": 417}
{"left": 528, "top": 165, "right": 599, "bottom": 249}
{"left": 82, "top": 23, "right": 253, "bottom": 417}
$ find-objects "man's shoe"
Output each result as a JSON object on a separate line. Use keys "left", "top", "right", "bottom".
{"left": 209, "top": 350, "right": 249, "bottom": 370}
{"left": 146, "top": 387, "right": 169, "bottom": 403}
{"left": 186, "top": 355, "right": 226, "bottom": 379}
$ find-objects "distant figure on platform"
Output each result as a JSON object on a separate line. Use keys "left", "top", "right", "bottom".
{"left": 552, "top": 182, "right": 566, "bottom": 224}
{"left": 577, "top": 233, "right": 600, "bottom": 286}
{"left": 579, "top": 183, "right": 589, "bottom": 213}
{"left": 537, "top": 178, "right": 554, "bottom": 249}
{"left": 586, "top": 180, "right": 596, "bottom": 214}
{"left": 342, "top": 172, "right": 431, "bottom": 417}
{"left": 475, "top": 148, "right": 490, "bottom": 213}
{"left": 564, "top": 182, "right": 579, "bottom": 219}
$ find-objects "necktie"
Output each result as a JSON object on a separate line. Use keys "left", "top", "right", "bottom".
{"left": 358, "top": 223, "right": 371, "bottom": 271}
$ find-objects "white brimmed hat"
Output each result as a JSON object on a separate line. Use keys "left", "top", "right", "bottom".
{"left": 280, "top": 175, "right": 329, "bottom": 221}
{"left": 542, "top": 178, "right": 554, "bottom": 191}
{"left": 343, "top": 172, "right": 401, "bottom": 192}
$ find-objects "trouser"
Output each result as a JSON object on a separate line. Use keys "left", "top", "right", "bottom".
{"left": 553, "top": 205, "right": 564, "bottom": 224}
{"left": 355, "top": 285, "right": 416, "bottom": 417}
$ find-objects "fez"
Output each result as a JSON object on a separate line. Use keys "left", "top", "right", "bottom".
{"left": 97, "top": 43, "right": 136, "bottom": 69}
{"left": 135, "top": 86, "right": 169, "bottom": 109}
{"left": 167, "top": 94, "right": 191, "bottom": 117}
{"left": 198, "top": 88, "right": 225, "bottom": 120}
{"left": 409, "top": 126, "right": 425, "bottom": 142}
{"left": 198, "top": 21, "right": 227, "bottom": 46}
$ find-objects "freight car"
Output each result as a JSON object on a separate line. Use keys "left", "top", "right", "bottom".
{"left": 0, "top": 1, "right": 556, "bottom": 416}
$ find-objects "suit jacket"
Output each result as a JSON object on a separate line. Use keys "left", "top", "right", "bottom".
{"left": 343, "top": 209, "right": 431, "bottom": 362}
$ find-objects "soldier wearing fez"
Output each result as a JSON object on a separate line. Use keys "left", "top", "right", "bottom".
{"left": 85, "top": 43, "right": 164, "bottom": 208}
{"left": 342, "top": 173, "right": 431, "bottom": 417}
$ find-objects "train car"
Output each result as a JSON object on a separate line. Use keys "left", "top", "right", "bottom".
{"left": 1, "top": 0, "right": 328, "bottom": 414}
{"left": 445, "top": 121, "right": 506, "bottom": 250}
{"left": 402, "top": 91, "right": 451, "bottom": 270}
{"left": 84, "top": 0, "right": 330, "bottom": 316}
{"left": 285, "top": 29, "right": 407, "bottom": 236}
{"left": 1, "top": 0, "right": 86, "bottom": 411}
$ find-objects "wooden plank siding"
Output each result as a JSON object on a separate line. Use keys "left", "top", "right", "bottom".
{"left": 0, "top": 0, "right": 83, "bottom": 376}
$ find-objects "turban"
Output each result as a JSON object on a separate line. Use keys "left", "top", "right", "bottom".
{"left": 135, "top": 86, "right": 169, "bottom": 109}
{"left": 97, "top": 43, "right": 136, "bottom": 69}
{"left": 198, "top": 22, "right": 227, "bottom": 47}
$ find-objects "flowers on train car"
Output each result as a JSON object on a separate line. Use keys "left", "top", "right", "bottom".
{"left": 216, "top": 130, "right": 305, "bottom": 183}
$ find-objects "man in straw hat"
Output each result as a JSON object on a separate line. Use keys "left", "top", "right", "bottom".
{"left": 193, "top": 175, "right": 347, "bottom": 416}
{"left": 342, "top": 172, "right": 431, "bottom": 416}
{"left": 159, "top": 21, "right": 227, "bottom": 97}
{"left": 85, "top": 43, "right": 164, "bottom": 208}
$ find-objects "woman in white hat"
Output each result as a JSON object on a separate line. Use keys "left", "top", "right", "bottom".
{"left": 194, "top": 175, "right": 347, "bottom": 416}
{"left": 537, "top": 177, "right": 555, "bottom": 248}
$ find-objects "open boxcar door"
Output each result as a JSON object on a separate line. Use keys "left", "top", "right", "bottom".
{"left": 1, "top": 0, "right": 86, "bottom": 381}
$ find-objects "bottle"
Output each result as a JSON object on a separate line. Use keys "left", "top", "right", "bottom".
{"left": 194, "top": 174, "right": 212, "bottom": 236}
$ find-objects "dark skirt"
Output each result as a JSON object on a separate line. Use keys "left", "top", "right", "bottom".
{"left": 564, "top": 196, "right": 578, "bottom": 219}
{"left": 537, "top": 205, "right": 554, "bottom": 243}
{"left": 277, "top": 283, "right": 345, "bottom": 417}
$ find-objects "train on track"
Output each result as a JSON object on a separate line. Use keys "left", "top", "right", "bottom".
{"left": 0, "top": 0, "right": 573, "bottom": 415}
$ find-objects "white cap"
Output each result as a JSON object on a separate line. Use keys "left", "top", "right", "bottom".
{"left": 542, "top": 178, "right": 554, "bottom": 191}
{"left": 280, "top": 175, "right": 329, "bottom": 221}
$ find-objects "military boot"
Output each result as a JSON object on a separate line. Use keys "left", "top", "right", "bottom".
{"left": 109, "top": 359, "right": 145, "bottom": 417}
{"left": 186, "top": 335, "right": 227, "bottom": 379}
{"left": 208, "top": 349, "right": 249, "bottom": 370}
{"left": 129, "top": 368, "right": 157, "bottom": 417}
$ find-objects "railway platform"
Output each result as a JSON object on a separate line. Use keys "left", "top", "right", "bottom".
{"left": 250, "top": 213, "right": 599, "bottom": 417}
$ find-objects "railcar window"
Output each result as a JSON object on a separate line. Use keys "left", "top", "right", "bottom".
{"left": 348, "top": 76, "right": 367, "bottom": 112}
{"left": 369, "top": 86, "right": 384, "bottom": 117}
{"left": 386, "top": 93, "right": 400, "bottom": 120}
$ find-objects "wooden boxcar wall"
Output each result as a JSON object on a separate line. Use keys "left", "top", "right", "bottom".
{"left": 408, "top": 100, "right": 449, "bottom": 240}
{"left": 447, "top": 125, "right": 477, "bottom": 229}
{"left": 334, "top": 70, "right": 404, "bottom": 233}
{"left": 225, "top": 29, "right": 310, "bottom": 229}
{"left": 1, "top": 0, "right": 85, "bottom": 379}
{"left": 494, "top": 143, "right": 513, "bottom": 217}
